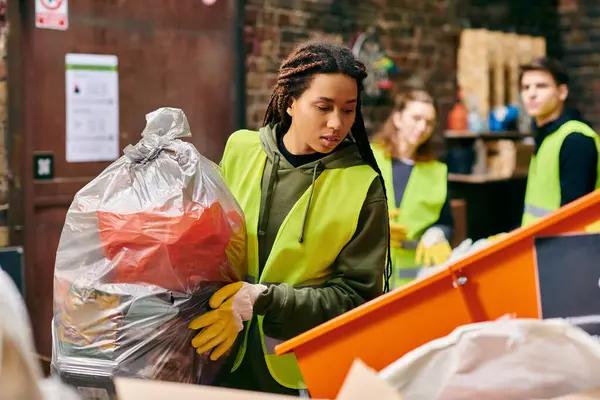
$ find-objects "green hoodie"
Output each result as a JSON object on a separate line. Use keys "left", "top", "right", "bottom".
{"left": 216, "top": 124, "right": 389, "bottom": 394}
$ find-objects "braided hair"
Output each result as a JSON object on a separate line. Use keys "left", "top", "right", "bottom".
{"left": 264, "top": 40, "right": 393, "bottom": 294}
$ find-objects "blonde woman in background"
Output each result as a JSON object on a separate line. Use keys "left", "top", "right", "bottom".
{"left": 371, "top": 89, "right": 453, "bottom": 289}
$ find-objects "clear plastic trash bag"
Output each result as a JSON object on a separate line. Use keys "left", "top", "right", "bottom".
{"left": 51, "top": 108, "right": 247, "bottom": 396}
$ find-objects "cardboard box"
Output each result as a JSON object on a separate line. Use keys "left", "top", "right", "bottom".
{"left": 114, "top": 358, "right": 600, "bottom": 400}
{"left": 115, "top": 359, "right": 403, "bottom": 400}
{"left": 116, "top": 379, "right": 299, "bottom": 400}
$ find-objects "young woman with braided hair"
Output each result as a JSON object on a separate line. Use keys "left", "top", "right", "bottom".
{"left": 188, "top": 40, "right": 392, "bottom": 394}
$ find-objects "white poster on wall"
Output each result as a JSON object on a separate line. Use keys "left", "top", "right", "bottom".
{"left": 65, "top": 53, "right": 119, "bottom": 163}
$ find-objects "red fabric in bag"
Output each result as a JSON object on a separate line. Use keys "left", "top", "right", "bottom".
{"left": 98, "top": 202, "right": 242, "bottom": 292}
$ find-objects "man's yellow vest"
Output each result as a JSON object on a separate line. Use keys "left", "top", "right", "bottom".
{"left": 522, "top": 120, "right": 600, "bottom": 226}
{"left": 220, "top": 130, "right": 378, "bottom": 389}
{"left": 371, "top": 144, "right": 447, "bottom": 289}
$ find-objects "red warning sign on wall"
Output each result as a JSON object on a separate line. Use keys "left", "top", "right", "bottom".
{"left": 35, "top": 0, "right": 69, "bottom": 31}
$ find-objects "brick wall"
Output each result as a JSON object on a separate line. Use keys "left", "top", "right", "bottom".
{"left": 558, "top": 0, "right": 600, "bottom": 128}
{"left": 243, "top": 0, "right": 578, "bottom": 135}
{"left": 244, "top": 0, "right": 468, "bottom": 135}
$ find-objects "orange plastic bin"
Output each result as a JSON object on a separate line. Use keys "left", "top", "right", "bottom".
{"left": 275, "top": 189, "right": 600, "bottom": 399}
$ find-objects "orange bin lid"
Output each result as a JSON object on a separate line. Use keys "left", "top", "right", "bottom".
{"left": 276, "top": 189, "right": 600, "bottom": 399}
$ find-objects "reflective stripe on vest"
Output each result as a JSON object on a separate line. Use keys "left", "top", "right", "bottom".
{"left": 522, "top": 120, "right": 600, "bottom": 227}
{"left": 397, "top": 239, "right": 419, "bottom": 250}
{"left": 398, "top": 266, "right": 422, "bottom": 279}
{"left": 371, "top": 144, "right": 447, "bottom": 289}
{"left": 524, "top": 204, "right": 552, "bottom": 219}
{"left": 221, "top": 129, "right": 378, "bottom": 389}
{"left": 263, "top": 330, "right": 283, "bottom": 354}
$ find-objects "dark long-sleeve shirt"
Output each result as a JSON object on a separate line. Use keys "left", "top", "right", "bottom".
{"left": 391, "top": 158, "right": 454, "bottom": 241}
{"left": 533, "top": 109, "right": 598, "bottom": 206}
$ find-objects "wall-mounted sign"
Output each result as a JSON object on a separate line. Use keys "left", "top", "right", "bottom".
{"left": 33, "top": 152, "right": 54, "bottom": 180}
{"left": 66, "top": 53, "right": 120, "bottom": 163}
{"left": 35, "top": 0, "right": 69, "bottom": 30}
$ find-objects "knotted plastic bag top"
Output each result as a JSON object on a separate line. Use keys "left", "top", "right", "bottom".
{"left": 123, "top": 107, "right": 192, "bottom": 165}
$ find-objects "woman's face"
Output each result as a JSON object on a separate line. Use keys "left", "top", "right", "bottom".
{"left": 286, "top": 73, "right": 358, "bottom": 154}
{"left": 393, "top": 100, "right": 436, "bottom": 147}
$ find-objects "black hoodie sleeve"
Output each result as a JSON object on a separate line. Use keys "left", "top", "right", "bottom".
{"left": 252, "top": 178, "right": 388, "bottom": 340}
{"left": 559, "top": 132, "right": 598, "bottom": 206}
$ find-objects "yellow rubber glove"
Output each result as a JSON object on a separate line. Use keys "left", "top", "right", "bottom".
{"left": 487, "top": 232, "right": 507, "bottom": 242}
{"left": 388, "top": 209, "right": 409, "bottom": 248}
{"left": 390, "top": 221, "right": 408, "bottom": 248}
{"left": 188, "top": 281, "right": 243, "bottom": 360}
{"left": 415, "top": 227, "right": 452, "bottom": 267}
{"left": 188, "top": 281, "right": 266, "bottom": 360}
{"left": 585, "top": 220, "right": 600, "bottom": 233}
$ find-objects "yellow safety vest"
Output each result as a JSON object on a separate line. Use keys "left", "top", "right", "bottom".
{"left": 522, "top": 120, "right": 600, "bottom": 226}
{"left": 371, "top": 144, "right": 447, "bottom": 289}
{"left": 221, "top": 130, "right": 378, "bottom": 389}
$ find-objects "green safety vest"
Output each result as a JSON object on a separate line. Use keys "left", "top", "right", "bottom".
{"left": 221, "top": 130, "right": 378, "bottom": 389}
{"left": 371, "top": 144, "right": 447, "bottom": 289}
{"left": 522, "top": 120, "right": 600, "bottom": 226}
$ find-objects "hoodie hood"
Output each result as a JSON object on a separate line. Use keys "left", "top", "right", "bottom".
{"left": 256, "top": 123, "right": 370, "bottom": 244}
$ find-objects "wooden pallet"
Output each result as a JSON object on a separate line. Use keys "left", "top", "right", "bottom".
{"left": 457, "top": 29, "right": 546, "bottom": 126}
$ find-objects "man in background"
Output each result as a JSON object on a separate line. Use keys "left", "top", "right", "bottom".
{"left": 520, "top": 57, "right": 600, "bottom": 226}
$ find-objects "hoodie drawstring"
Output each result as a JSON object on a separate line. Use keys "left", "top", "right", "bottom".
{"left": 258, "top": 153, "right": 280, "bottom": 237}
{"left": 299, "top": 162, "right": 320, "bottom": 243}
